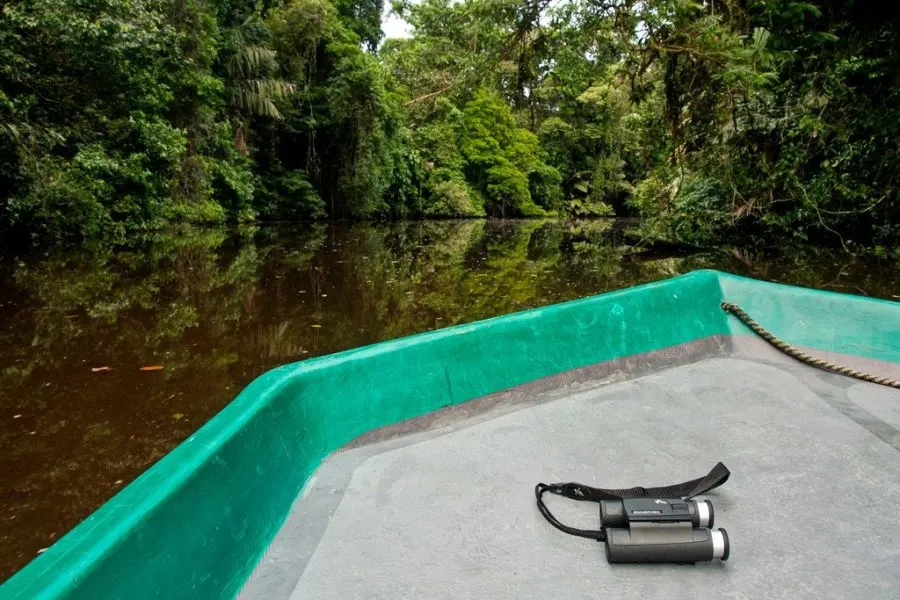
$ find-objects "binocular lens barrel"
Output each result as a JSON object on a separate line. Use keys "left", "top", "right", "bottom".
{"left": 600, "top": 498, "right": 714, "bottom": 528}
{"left": 605, "top": 526, "right": 730, "bottom": 564}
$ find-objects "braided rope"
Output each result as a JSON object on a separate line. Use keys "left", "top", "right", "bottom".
{"left": 721, "top": 301, "right": 900, "bottom": 390}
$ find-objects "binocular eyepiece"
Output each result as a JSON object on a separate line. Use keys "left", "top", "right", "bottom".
{"left": 600, "top": 498, "right": 729, "bottom": 564}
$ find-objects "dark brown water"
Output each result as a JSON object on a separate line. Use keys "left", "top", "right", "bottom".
{"left": 1, "top": 219, "right": 898, "bottom": 581}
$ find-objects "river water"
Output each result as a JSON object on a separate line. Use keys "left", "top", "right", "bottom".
{"left": 1, "top": 219, "right": 897, "bottom": 580}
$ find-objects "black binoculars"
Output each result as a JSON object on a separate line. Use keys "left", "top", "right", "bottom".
{"left": 535, "top": 462, "right": 732, "bottom": 565}
{"left": 600, "top": 498, "right": 729, "bottom": 564}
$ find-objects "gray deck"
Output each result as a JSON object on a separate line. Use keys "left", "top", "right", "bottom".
{"left": 241, "top": 339, "right": 900, "bottom": 600}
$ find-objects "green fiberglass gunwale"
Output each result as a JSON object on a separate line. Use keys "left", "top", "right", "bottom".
{"left": 2, "top": 270, "right": 898, "bottom": 599}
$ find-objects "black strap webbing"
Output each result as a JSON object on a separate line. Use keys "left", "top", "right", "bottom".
{"left": 535, "top": 462, "right": 730, "bottom": 541}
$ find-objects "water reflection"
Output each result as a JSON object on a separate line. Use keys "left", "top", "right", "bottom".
{"left": 0, "top": 220, "right": 897, "bottom": 580}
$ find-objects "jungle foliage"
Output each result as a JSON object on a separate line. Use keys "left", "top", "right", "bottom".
{"left": 1, "top": 0, "right": 897, "bottom": 246}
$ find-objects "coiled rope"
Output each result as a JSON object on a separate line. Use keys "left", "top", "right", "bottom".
{"left": 721, "top": 301, "right": 900, "bottom": 390}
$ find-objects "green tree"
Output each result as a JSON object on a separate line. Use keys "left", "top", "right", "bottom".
{"left": 1, "top": 0, "right": 898, "bottom": 246}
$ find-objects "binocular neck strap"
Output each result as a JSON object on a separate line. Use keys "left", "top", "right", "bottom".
{"left": 535, "top": 462, "right": 731, "bottom": 541}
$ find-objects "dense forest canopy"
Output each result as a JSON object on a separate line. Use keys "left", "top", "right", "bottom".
{"left": 0, "top": 0, "right": 897, "bottom": 247}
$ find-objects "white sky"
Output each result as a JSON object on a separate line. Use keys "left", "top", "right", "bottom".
{"left": 381, "top": 4, "right": 413, "bottom": 39}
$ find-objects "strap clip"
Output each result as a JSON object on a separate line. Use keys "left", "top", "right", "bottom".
{"left": 547, "top": 483, "right": 589, "bottom": 500}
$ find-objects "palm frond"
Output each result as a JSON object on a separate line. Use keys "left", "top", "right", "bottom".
{"left": 231, "top": 79, "right": 296, "bottom": 119}
{"left": 226, "top": 46, "right": 279, "bottom": 79}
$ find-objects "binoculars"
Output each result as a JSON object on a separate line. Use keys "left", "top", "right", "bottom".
{"left": 600, "top": 498, "right": 729, "bottom": 564}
